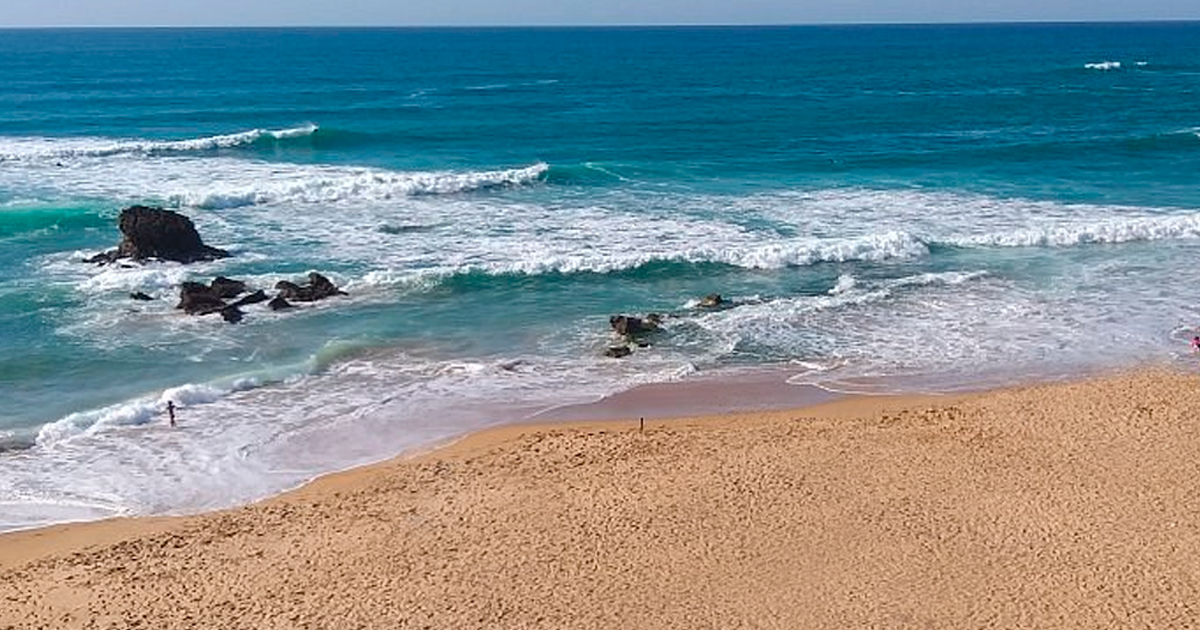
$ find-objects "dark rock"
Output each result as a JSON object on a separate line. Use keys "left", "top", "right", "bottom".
{"left": 189, "top": 300, "right": 229, "bottom": 316}
{"left": 219, "top": 305, "right": 244, "bottom": 324}
{"left": 379, "top": 224, "right": 435, "bottom": 235}
{"left": 92, "top": 206, "right": 229, "bottom": 264}
{"left": 268, "top": 295, "right": 294, "bottom": 311}
{"left": 209, "top": 276, "right": 247, "bottom": 299}
{"left": 176, "top": 281, "right": 227, "bottom": 315}
{"left": 274, "top": 273, "right": 347, "bottom": 302}
{"left": 609, "top": 314, "right": 660, "bottom": 338}
{"left": 230, "top": 289, "right": 268, "bottom": 308}
{"left": 130, "top": 291, "right": 154, "bottom": 301}
{"left": 604, "top": 346, "right": 632, "bottom": 359}
{"left": 274, "top": 280, "right": 303, "bottom": 300}
{"left": 178, "top": 281, "right": 208, "bottom": 294}
{"left": 172, "top": 276, "right": 274, "bottom": 323}
{"left": 307, "top": 272, "right": 347, "bottom": 299}
{"left": 698, "top": 294, "right": 724, "bottom": 308}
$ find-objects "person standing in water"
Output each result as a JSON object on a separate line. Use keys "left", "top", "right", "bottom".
{"left": 166, "top": 400, "right": 176, "bottom": 428}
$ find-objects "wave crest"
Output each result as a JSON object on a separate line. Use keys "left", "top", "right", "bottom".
{"left": 173, "top": 162, "right": 549, "bottom": 209}
{"left": 0, "top": 124, "right": 319, "bottom": 162}
{"left": 949, "top": 213, "right": 1200, "bottom": 248}
{"left": 497, "top": 230, "right": 927, "bottom": 275}
{"left": 356, "top": 209, "right": 1200, "bottom": 291}
{"left": 35, "top": 379, "right": 264, "bottom": 448}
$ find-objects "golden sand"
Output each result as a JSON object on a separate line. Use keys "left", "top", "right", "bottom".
{"left": 3, "top": 370, "right": 1200, "bottom": 629}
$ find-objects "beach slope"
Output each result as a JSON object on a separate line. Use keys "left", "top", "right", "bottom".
{"left": 3, "top": 370, "right": 1200, "bottom": 629}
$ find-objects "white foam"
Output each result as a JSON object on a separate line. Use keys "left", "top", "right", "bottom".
{"left": 18, "top": 153, "right": 1200, "bottom": 292}
{"left": 175, "top": 162, "right": 548, "bottom": 209}
{"left": 0, "top": 154, "right": 548, "bottom": 212}
{"left": 34, "top": 379, "right": 255, "bottom": 448}
{"left": 674, "top": 269, "right": 999, "bottom": 364}
{"left": 887, "top": 270, "right": 988, "bottom": 288}
{"left": 74, "top": 262, "right": 193, "bottom": 295}
{"left": 5, "top": 345, "right": 701, "bottom": 532}
{"left": 950, "top": 213, "right": 1200, "bottom": 248}
{"left": 1085, "top": 61, "right": 1122, "bottom": 71}
{"left": 464, "top": 79, "right": 560, "bottom": 91}
{"left": 830, "top": 274, "right": 856, "bottom": 294}
{"left": 348, "top": 198, "right": 1200, "bottom": 283}
{"left": 0, "top": 125, "right": 318, "bottom": 162}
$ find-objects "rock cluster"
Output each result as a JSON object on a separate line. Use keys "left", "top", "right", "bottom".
{"left": 173, "top": 273, "right": 344, "bottom": 324}
{"left": 87, "top": 207, "right": 349, "bottom": 324}
{"left": 604, "top": 313, "right": 663, "bottom": 358}
{"left": 275, "top": 273, "right": 348, "bottom": 302}
{"left": 603, "top": 294, "right": 737, "bottom": 358}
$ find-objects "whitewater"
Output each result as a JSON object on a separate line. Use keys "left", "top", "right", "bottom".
{"left": 3, "top": 23, "right": 1200, "bottom": 532}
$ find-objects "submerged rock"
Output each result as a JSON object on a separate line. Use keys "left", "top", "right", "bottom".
{"left": 604, "top": 346, "right": 633, "bottom": 359}
{"left": 274, "top": 272, "right": 347, "bottom": 302}
{"left": 219, "top": 305, "right": 244, "bottom": 324}
{"left": 175, "top": 278, "right": 264, "bottom": 322}
{"left": 229, "top": 289, "right": 269, "bottom": 308}
{"left": 209, "top": 276, "right": 247, "bottom": 299}
{"left": 176, "top": 281, "right": 228, "bottom": 315}
{"left": 609, "top": 313, "right": 662, "bottom": 338}
{"left": 165, "top": 272, "right": 344, "bottom": 324}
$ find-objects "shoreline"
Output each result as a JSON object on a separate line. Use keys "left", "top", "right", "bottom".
{"left": 0, "top": 363, "right": 855, "bottom": 537}
{"left": 5, "top": 366, "right": 1200, "bottom": 628}
{"left": 0, "top": 366, "right": 956, "bottom": 569}
{"left": 0, "top": 359, "right": 1121, "bottom": 543}
{"left": 0, "top": 373, "right": 926, "bottom": 564}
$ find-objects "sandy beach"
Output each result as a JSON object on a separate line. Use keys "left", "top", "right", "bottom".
{"left": 3, "top": 368, "right": 1200, "bottom": 629}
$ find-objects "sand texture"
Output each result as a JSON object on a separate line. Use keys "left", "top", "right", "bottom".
{"left": 3, "top": 370, "right": 1200, "bottom": 629}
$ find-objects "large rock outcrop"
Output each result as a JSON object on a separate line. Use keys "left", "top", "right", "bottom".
{"left": 88, "top": 206, "right": 229, "bottom": 264}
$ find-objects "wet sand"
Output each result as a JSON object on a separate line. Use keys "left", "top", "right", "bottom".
{"left": 3, "top": 369, "right": 1200, "bottom": 629}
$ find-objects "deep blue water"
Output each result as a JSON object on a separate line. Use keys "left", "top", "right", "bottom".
{"left": 2, "top": 24, "right": 1200, "bottom": 530}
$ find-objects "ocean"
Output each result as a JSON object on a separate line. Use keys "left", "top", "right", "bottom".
{"left": 2, "top": 23, "right": 1199, "bottom": 532}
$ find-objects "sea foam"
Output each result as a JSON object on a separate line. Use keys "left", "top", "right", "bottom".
{"left": 35, "top": 380, "right": 258, "bottom": 447}
{"left": 949, "top": 213, "right": 1200, "bottom": 248}
{"left": 0, "top": 125, "right": 318, "bottom": 162}
{"left": 175, "top": 162, "right": 549, "bottom": 209}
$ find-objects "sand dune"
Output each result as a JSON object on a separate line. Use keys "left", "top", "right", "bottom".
{"left": 3, "top": 370, "right": 1200, "bottom": 629}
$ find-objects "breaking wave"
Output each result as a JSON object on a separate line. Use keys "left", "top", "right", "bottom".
{"left": 35, "top": 379, "right": 260, "bottom": 448}
{"left": 173, "top": 162, "right": 549, "bottom": 209}
{"left": 0, "top": 124, "right": 319, "bottom": 162}
{"left": 357, "top": 209, "right": 1200, "bottom": 289}
{"left": 947, "top": 212, "right": 1200, "bottom": 248}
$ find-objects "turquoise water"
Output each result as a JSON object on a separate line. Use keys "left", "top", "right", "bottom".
{"left": 3, "top": 24, "right": 1200, "bottom": 530}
